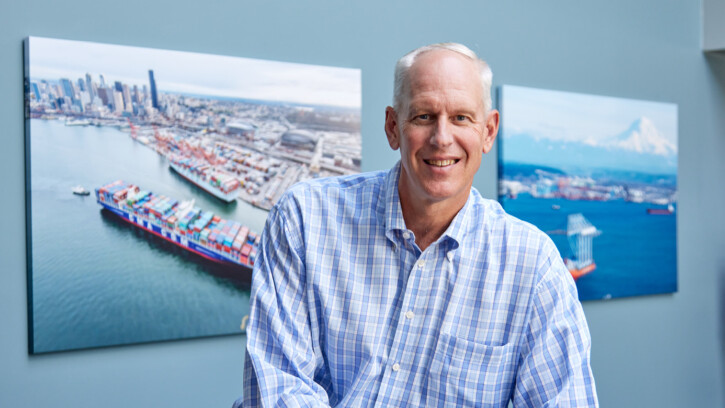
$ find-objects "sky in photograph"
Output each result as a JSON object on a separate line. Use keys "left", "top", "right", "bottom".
{"left": 28, "top": 37, "right": 361, "bottom": 109}
{"left": 500, "top": 85, "right": 677, "bottom": 146}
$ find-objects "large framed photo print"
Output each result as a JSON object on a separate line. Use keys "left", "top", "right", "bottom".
{"left": 498, "top": 85, "right": 677, "bottom": 301}
{"left": 24, "top": 36, "right": 361, "bottom": 353}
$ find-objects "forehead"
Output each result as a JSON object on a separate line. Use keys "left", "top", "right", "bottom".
{"left": 405, "top": 50, "right": 483, "bottom": 110}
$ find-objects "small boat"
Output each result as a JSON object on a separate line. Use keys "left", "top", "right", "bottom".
{"left": 552, "top": 204, "right": 561, "bottom": 210}
{"left": 72, "top": 185, "right": 90, "bottom": 196}
{"left": 65, "top": 119, "right": 91, "bottom": 127}
{"left": 646, "top": 203, "right": 675, "bottom": 215}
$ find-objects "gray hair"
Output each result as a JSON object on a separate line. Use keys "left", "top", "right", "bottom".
{"left": 392, "top": 42, "right": 493, "bottom": 114}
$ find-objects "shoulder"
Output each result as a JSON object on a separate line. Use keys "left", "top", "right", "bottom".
{"left": 472, "top": 193, "right": 555, "bottom": 250}
{"left": 468, "top": 192, "right": 567, "bottom": 285}
{"left": 273, "top": 169, "right": 389, "bottom": 221}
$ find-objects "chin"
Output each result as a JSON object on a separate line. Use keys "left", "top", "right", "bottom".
{"left": 421, "top": 185, "right": 465, "bottom": 202}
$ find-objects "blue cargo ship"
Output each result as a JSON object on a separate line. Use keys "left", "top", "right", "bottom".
{"left": 96, "top": 180, "right": 259, "bottom": 270}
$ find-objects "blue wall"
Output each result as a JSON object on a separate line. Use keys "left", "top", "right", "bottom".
{"left": 1, "top": 1, "right": 723, "bottom": 406}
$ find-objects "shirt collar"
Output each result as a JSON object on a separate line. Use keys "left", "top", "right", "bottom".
{"left": 382, "top": 160, "right": 477, "bottom": 250}
{"left": 383, "top": 161, "right": 407, "bottom": 235}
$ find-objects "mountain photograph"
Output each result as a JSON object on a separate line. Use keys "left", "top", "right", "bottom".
{"left": 498, "top": 85, "right": 678, "bottom": 301}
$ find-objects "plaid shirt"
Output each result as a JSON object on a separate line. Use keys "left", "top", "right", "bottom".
{"left": 238, "top": 162, "right": 597, "bottom": 407}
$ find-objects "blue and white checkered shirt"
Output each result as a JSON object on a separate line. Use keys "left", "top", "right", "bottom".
{"left": 238, "top": 162, "right": 597, "bottom": 407}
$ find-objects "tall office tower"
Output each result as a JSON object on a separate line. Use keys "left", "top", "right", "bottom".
{"left": 85, "top": 73, "right": 94, "bottom": 101}
{"left": 122, "top": 84, "right": 132, "bottom": 112}
{"left": 132, "top": 85, "right": 140, "bottom": 104}
{"left": 31, "top": 82, "right": 40, "bottom": 101}
{"left": 97, "top": 87, "right": 112, "bottom": 107}
{"left": 60, "top": 78, "right": 75, "bottom": 99}
{"left": 99, "top": 74, "right": 106, "bottom": 88}
{"left": 76, "top": 78, "right": 86, "bottom": 92}
{"left": 113, "top": 90, "right": 125, "bottom": 113}
{"left": 114, "top": 81, "right": 123, "bottom": 93}
{"left": 91, "top": 82, "right": 98, "bottom": 102}
{"left": 148, "top": 69, "right": 159, "bottom": 110}
{"left": 54, "top": 84, "right": 64, "bottom": 100}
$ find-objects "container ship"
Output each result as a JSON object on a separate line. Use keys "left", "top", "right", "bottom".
{"left": 96, "top": 180, "right": 259, "bottom": 271}
{"left": 646, "top": 203, "right": 675, "bottom": 215}
{"left": 564, "top": 213, "right": 601, "bottom": 280}
{"left": 169, "top": 156, "right": 240, "bottom": 203}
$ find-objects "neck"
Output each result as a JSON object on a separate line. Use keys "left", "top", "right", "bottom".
{"left": 399, "top": 190, "right": 467, "bottom": 252}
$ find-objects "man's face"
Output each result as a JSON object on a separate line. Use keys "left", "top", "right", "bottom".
{"left": 385, "top": 50, "right": 499, "bottom": 210}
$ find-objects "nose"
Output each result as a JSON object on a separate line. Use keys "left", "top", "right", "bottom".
{"left": 429, "top": 117, "right": 454, "bottom": 147}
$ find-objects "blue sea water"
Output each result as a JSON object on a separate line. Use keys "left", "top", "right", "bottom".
{"left": 29, "top": 119, "right": 270, "bottom": 353}
{"left": 502, "top": 194, "right": 677, "bottom": 301}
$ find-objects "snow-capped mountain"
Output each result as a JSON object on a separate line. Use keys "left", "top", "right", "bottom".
{"left": 610, "top": 117, "right": 677, "bottom": 156}
{"left": 501, "top": 117, "right": 678, "bottom": 174}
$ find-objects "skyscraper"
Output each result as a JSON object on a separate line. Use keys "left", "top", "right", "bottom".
{"left": 31, "top": 82, "right": 40, "bottom": 101}
{"left": 60, "top": 78, "right": 75, "bottom": 99}
{"left": 148, "top": 69, "right": 159, "bottom": 110}
{"left": 122, "top": 84, "right": 132, "bottom": 112}
{"left": 85, "top": 73, "right": 94, "bottom": 102}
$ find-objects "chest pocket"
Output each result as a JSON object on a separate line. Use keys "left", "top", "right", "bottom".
{"left": 427, "top": 333, "right": 517, "bottom": 407}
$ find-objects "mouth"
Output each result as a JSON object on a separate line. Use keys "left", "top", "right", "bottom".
{"left": 424, "top": 159, "right": 459, "bottom": 167}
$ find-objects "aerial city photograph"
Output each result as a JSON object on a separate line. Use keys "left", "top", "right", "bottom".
{"left": 25, "top": 37, "right": 361, "bottom": 353}
{"left": 499, "top": 85, "right": 678, "bottom": 301}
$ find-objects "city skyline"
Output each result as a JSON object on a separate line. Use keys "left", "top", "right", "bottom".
{"left": 27, "top": 37, "right": 361, "bottom": 108}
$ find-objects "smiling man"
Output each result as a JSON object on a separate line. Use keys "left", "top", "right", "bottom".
{"left": 239, "top": 43, "right": 598, "bottom": 407}
{"left": 384, "top": 46, "right": 498, "bottom": 251}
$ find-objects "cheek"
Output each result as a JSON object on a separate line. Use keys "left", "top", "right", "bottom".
{"left": 401, "top": 133, "right": 426, "bottom": 155}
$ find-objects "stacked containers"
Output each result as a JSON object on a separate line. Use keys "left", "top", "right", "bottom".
{"left": 133, "top": 192, "right": 152, "bottom": 215}
{"left": 201, "top": 228, "right": 211, "bottom": 245}
{"left": 166, "top": 215, "right": 178, "bottom": 230}
{"left": 249, "top": 233, "right": 261, "bottom": 265}
{"left": 215, "top": 220, "right": 226, "bottom": 251}
{"left": 96, "top": 180, "right": 127, "bottom": 204}
{"left": 178, "top": 207, "right": 200, "bottom": 234}
{"left": 233, "top": 226, "right": 249, "bottom": 264}
{"left": 210, "top": 172, "right": 239, "bottom": 194}
{"left": 191, "top": 211, "right": 213, "bottom": 241}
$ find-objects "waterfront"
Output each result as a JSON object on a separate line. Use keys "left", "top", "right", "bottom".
{"left": 29, "top": 119, "right": 268, "bottom": 353}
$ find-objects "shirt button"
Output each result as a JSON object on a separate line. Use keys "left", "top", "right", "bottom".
{"left": 392, "top": 363, "right": 400, "bottom": 372}
{"left": 402, "top": 231, "right": 411, "bottom": 239}
{"left": 405, "top": 310, "right": 414, "bottom": 319}
{"left": 416, "top": 260, "right": 426, "bottom": 268}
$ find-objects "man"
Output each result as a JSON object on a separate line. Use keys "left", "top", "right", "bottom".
{"left": 238, "top": 43, "right": 598, "bottom": 407}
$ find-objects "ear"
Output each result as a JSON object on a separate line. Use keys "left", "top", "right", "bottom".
{"left": 481, "top": 109, "right": 499, "bottom": 154}
{"left": 385, "top": 106, "right": 401, "bottom": 150}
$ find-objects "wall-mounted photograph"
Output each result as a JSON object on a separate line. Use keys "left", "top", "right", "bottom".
{"left": 498, "top": 85, "right": 677, "bottom": 301}
{"left": 24, "top": 36, "right": 361, "bottom": 353}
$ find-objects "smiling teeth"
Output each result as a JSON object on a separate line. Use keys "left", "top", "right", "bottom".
{"left": 427, "top": 159, "right": 456, "bottom": 167}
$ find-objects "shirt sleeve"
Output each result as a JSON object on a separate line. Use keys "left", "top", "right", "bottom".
{"left": 240, "top": 196, "right": 331, "bottom": 407}
{"left": 512, "top": 242, "right": 599, "bottom": 407}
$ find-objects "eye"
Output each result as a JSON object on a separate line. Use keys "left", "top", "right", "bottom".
{"left": 418, "top": 114, "right": 430, "bottom": 120}
{"left": 455, "top": 115, "right": 468, "bottom": 121}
